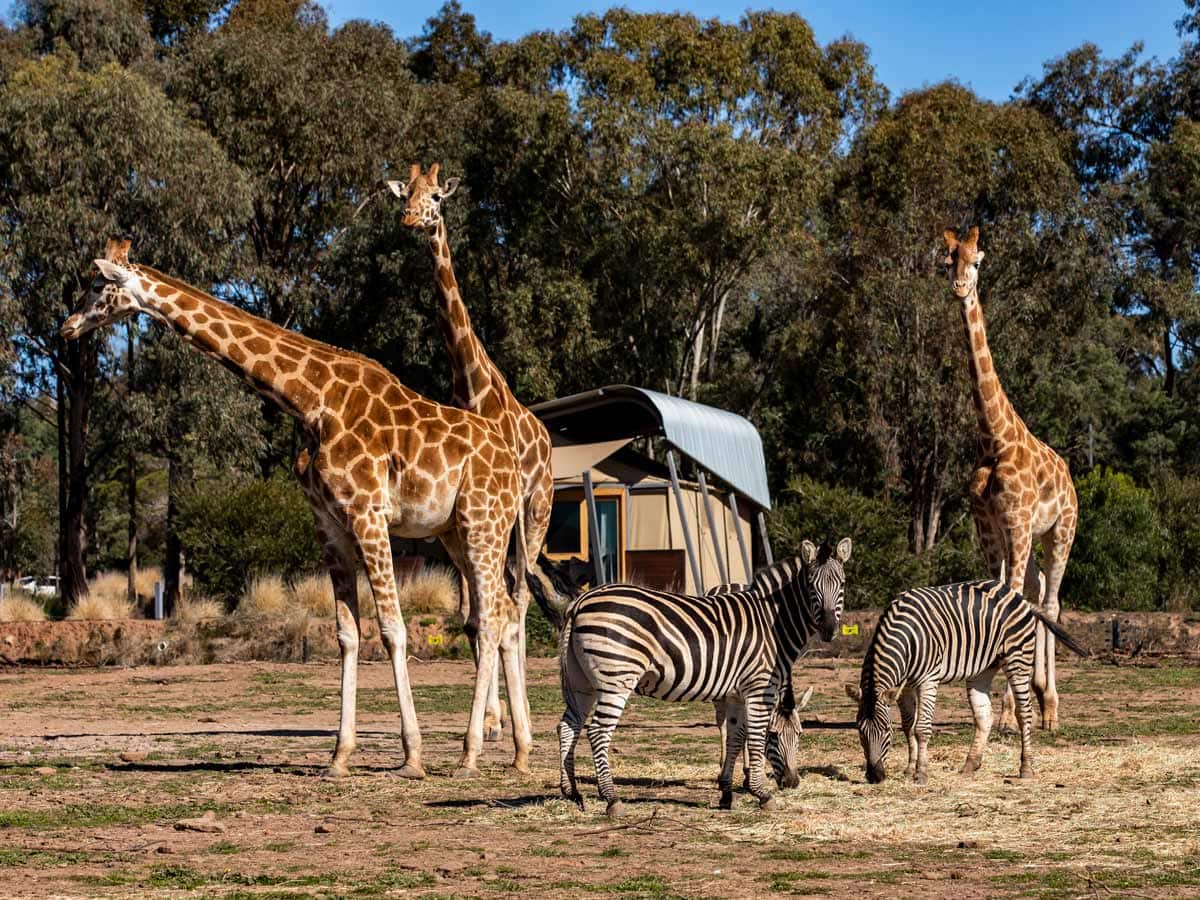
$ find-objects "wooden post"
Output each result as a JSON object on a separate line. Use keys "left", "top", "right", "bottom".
{"left": 697, "top": 472, "right": 729, "bottom": 585}
{"left": 666, "top": 450, "right": 704, "bottom": 593}
{"left": 728, "top": 493, "right": 753, "bottom": 580}
{"left": 582, "top": 471, "right": 606, "bottom": 586}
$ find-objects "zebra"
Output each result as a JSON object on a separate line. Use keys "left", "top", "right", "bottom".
{"left": 846, "top": 577, "right": 1089, "bottom": 785}
{"left": 557, "top": 537, "right": 852, "bottom": 816}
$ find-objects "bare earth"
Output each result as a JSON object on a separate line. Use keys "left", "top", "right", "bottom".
{"left": 1, "top": 655, "right": 1198, "bottom": 898}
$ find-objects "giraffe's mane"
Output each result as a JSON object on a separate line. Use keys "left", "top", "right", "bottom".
{"left": 135, "top": 264, "right": 388, "bottom": 371}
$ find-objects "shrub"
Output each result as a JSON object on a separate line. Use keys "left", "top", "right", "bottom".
{"left": 769, "top": 476, "right": 926, "bottom": 609}
{"left": 1153, "top": 473, "right": 1200, "bottom": 610}
{"left": 178, "top": 475, "right": 321, "bottom": 602}
{"left": 0, "top": 592, "right": 47, "bottom": 622}
{"left": 1065, "top": 467, "right": 1163, "bottom": 611}
{"left": 67, "top": 592, "right": 135, "bottom": 620}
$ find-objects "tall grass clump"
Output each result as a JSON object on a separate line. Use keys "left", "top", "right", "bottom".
{"left": 67, "top": 592, "right": 135, "bottom": 620}
{"left": 398, "top": 565, "right": 459, "bottom": 616}
{"left": 0, "top": 592, "right": 47, "bottom": 622}
{"left": 171, "top": 595, "right": 226, "bottom": 623}
{"left": 239, "top": 574, "right": 289, "bottom": 615}
{"left": 290, "top": 573, "right": 334, "bottom": 616}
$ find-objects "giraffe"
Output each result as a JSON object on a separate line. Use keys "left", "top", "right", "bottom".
{"left": 61, "top": 237, "right": 534, "bottom": 778}
{"left": 943, "top": 225, "right": 1078, "bottom": 732}
{"left": 388, "top": 163, "right": 555, "bottom": 744}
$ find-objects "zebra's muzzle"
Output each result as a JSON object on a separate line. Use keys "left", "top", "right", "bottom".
{"left": 866, "top": 763, "right": 887, "bottom": 784}
{"left": 819, "top": 610, "right": 839, "bottom": 642}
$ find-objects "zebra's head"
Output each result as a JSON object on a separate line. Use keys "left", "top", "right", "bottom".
{"left": 768, "top": 684, "right": 811, "bottom": 789}
{"left": 799, "top": 538, "right": 852, "bottom": 642}
{"left": 845, "top": 681, "right": 898, "bottom": 783}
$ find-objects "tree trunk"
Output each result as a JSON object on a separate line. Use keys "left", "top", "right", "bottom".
{"left": 164, "top": 456, "right": 183, "bottom": 616}
{"left": 706, "top": 288, "right": 728, "bottom": 381}
{"left": 688, "top": 320, "right": 705, "bottom": 400}
{"left": 126, "top": 324, "right": 138, "bottom": 607}
{"left": 58, "top": 334, "right": 95, "bottom": 607}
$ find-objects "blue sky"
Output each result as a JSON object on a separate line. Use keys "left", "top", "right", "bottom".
{"left": 324, "top": 0, "right": 1186, "bottom": 101}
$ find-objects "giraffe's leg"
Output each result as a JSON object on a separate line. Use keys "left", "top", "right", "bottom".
{"left": 912, "top": 681, "right": 938, "bottom": 785}
{"left": 313, "top": 515, "right": 361, "bottom": 778}
{"left": 1024, "top": 552, "right": 1049, "bottom": 725}
{"left": 743, "top": 693, "right": 777, "bottom": 809}
{"left": 898, "top": 687, "right": 918, "bottom": 778}
{"left": 499, "top": 611, "right": 534, "bottom": 773}
{"left": 718, "top": 699, "right": 747, "bottom": 809}
{"left": 442, "top": 532, "right": 504, "bottom": 743}
{"left": 1004, "top": 653, "right": 1037, "bottom": 779}
{"left": 961, "top": 667, "right": 997, "bottom": 775}
{"left": 1040, "top": 517, "right": 1075, "bottom": 732}
{"left": 998, "top": 519, "right": 1035, "bottom": 734}
{"left": 587, "top": 689, "right": 632, "bottom": 816}
{"left": 355, "top": 511, "right": 424, "bottom": 778}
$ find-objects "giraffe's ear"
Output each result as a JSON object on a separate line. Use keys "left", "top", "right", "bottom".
{"left": 966, "top": 225, "right": 980, "bottom": 246}
{"left": 974, "top": 250, "right": 985, "bottom": 265}
{"left": 441, "top": 176, "right": 460, "bottom": 198}
{"left": 94, "top": 259, "right": 133, "bottom": 284}
{"left": 104, "top": 237, "right": 132, "bottom": 265}
{"left": 942, "top": 229, "right": 958, "bottom": 250}
{"left": 386, "top": 180, "right": 408, "bottom": 199}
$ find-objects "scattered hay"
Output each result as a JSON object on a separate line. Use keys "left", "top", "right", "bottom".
{"left": 399, "top": 564, "right": 459, "bottom": 616}
{"left": 171, "top": 595, "right": 226, "bottom": 623}
{"left": 290, "top": 573, "right": 335, "bottom": 617}
{"left": 67, "top": 590, "right": 135, "bottom": 621}
{"left": 240, "top": 574, "right": 289, "bottom": 615}
{"left": 0, "top": 592, "right": 47, "bottom": 622}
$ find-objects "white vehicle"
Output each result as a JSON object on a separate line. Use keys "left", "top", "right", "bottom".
{"left": 16, "top": 576, "right": 58, "bottom": 598}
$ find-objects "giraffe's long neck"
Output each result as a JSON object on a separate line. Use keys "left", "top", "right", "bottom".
{"left": 960, "top": 289, "right": 1023, "bottom": 457}
{"left": 428, "top": 222, "right": 498, "bottom": 415}
{"left": 132, "top": 265, "right": 342, "bottom": 424}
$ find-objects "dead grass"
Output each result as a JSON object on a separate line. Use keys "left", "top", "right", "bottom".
{"left": 67, "top": 590, "right": 135, "bottom": 621}
{"left": 88, "top": 570, "right": 132, "bottom": 606}
{"left": 0, "top": 592, "right": 47, "bottom": 622}
{"left": 398, "top": 564, "right": 459, "bottom": 615}
{"left": 134, "top": 565, "right": 162, "bottom": 600}
{"left": 290, "top": 573, "right": 334, "bottom": 617}
{"left": 171, "top": 595, "right": 226, "bottom": 624}
{"left": 239, "top": 575, "right": 289, "bottom": 616}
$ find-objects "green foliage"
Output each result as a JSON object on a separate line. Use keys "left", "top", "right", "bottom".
{"left": 1153, "top": 473, "right": 1200, "bottom": 610}
{"left": 1065, "top": 468, "right": 1163, "bottom": 610}
{"left": 177, "top": 476, "right": 320, "bottom": 601}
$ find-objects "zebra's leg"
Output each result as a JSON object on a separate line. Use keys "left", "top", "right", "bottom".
{"left": 559, "top": 689, "right": 594, "bottom": 810}
{"left": 912, "top": 681, "right": 939, "bottom": 785}
{"left": 718, "top": 700, "right": 747, "bottom": 810}
{"left": 587, "top": 690, "right": 632, "bottom": 817}
{"left": 961, "top": 667, "right": 998, "bottom": 775}
{"left": 743, "top": 696, "right": 776, "bottom": 810}
{"left": 898, "top": 687, "right": 918, "bottom": 778}
{"left": 1004, "top": 655, "right": 1037, "bottom": 779}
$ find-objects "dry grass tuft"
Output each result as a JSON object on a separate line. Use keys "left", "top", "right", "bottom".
{"left": 67, "top": 591, "right": 135, "bottom": 621}
{"left": 172, "top": 595, "right": 226, "bottom": 623}
{"left": 399, "top": 564, "right": 459, "bottom": 616}
{"left": 290, "top": 573, "right": 335, "bottom": 616}
{"left": 0, "top": 592, "right": 47, "bottom": 622}
{"left": 357, "top": 573, "right": 376, "bottom": 619}
{"left": 239, "top": 574, "right": 290, "bottom": 616}
{"left": 134, "top": 565, "right": 162, "bottom": 600}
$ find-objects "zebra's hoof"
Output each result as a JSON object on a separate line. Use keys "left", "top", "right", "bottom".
{"left": 1019, "top": 765, "right": 1035, "bottom": 779}
{"left": 959, "top": 757, "right": 981, "bottom": 776}
{"left": 605, "top": 800, "right": 626, "bottom": 818}
{"left": 718, "top": 791, "right": 733, "bottom": 811}
{"left": 563, "top": 792, "right": 584, "bottom": 811}
{"left": 452, "top": 766, "right": 481, "bottom": 779}
{"left": 759, "top": 796, "right": 778, "bottom": 811}
{"left": 913, "top": 771, "right": 928, "bottom": 786}
{"left": 397, "top": 763, "right": 426, "bottom": 780}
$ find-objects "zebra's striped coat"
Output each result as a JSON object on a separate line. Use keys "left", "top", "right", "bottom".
{"left": 558, "top": 538, "right": 851, "bottom": 815}
{"left": 849, "top": 578, "right": 1088, "bottom": 785}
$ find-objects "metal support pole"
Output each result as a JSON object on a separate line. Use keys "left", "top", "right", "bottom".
{"left": 697, "top": 473, "right": 729, "bottom": 586}
{"left": 728, "top": 493, "right": 753, "bottom": 581}
{"left": 756, "top": 511, "right": 774, "bottom": 567}
{"left": 153, "top": 580, "right": 164, "bottom": 620}
{"left": 666, "top": 450, "right": 704, "bottom": 593}
{"left": 582, "top": 471, "right": 606, "bottom": 586}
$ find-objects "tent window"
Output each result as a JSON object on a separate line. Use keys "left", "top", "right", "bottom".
{"left": 547, "top": 499, "right": 582, "bottom": 554}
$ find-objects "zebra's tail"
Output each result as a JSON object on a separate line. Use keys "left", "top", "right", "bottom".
{"left": 526, "top": 553, "right": 589, "bottom": 631}
{"left": 1027, "top": 605, "right": 1091, "bottom": 659}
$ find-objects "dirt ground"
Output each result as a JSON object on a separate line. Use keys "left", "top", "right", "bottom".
{"left": 1, "top": 655, "right": 1198, "bottom": 898}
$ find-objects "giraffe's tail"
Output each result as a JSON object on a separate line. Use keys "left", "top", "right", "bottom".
{"left": 506, "top": 501, "right": 531, "bottom": 609}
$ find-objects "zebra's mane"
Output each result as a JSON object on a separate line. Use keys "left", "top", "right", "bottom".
{"left": 750, "top": 557, "right": 804, "bottom": 595}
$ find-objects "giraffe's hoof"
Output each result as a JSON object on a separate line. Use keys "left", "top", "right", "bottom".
{"left": 452, "top": 766, "right": 481, "bottom": 780}
{"left": 605, "top": 800, "right": 626, "bottom": 818}
{"left": 508, "top": 760, "right": 532, "bottom": 776}
{"left": 996, "top": 722, "right": 1018, "bottom": 736}
{"left": 1019, "top": 765, "right": 1035, "bottom": 780}
{"left": 484, "top": 726, "right": 503, "bottom": 743}
{"left": 397, "top": 763, "right": 426, "bottom": 780}
{"left": 759, "top": 796, "right": 778, "bottom": 812}
{"left": 1040, "top": 718, "right": 1059, "bottom": 733}
{"left": 322, "top": 764, "right": 351, "bottom": 779}
{"left": 913, "top": 772, "right": 928, "bottom": 786}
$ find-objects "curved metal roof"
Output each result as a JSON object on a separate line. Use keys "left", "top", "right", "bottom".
{"left": 530, "top": 384, "right": 771, "bottom": 509}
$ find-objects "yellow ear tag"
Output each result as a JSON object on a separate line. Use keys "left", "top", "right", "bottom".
{"left": 427, "top": 633, "right": 444, "bottom": 647}
{"left": 841, "top": 623, "right": 859, "bottom": 636}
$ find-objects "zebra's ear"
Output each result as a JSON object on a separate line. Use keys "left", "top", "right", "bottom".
{"left": 797, "top": 685, "right": 814, "bottom": 709}
{"left": 800, "top": 540, "right": 817, "bottom": 564}
{"left": 835, "top": 537, "right": 852, "bottom": 562}
{"left": 880, "top": 687, "right": 901, "bottom": 705}
{"left": 844, "top": 683, "right": 862, "bottom": 702}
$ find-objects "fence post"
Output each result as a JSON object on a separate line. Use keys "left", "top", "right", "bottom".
{"left": 154, "top": 581, "right": 164, "bottom": 621}
{"left": 1111, "top": 617, "right": 1120, "bottom": 651}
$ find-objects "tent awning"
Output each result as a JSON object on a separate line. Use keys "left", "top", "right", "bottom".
{"left": 531, "top": 385, "right": 771, "bottom": 509}
{"left": 549, "top": 438, "right": 632, "bottom": 481}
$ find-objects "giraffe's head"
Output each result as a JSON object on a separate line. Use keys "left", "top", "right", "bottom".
{"left": 61, "top": 238, "right": 144, "bottom": 340}
{"left": 386, "top": 163, "right": 460, "bottom": 232}
{"left": 942, "top": 225, "right": 985, "bottom": 300}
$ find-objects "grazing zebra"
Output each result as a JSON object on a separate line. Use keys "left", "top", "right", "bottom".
{"left": 557, "top": 537, "right": 852, "bottom": 816}
{"left": 846, "top": 578, "right": 1089, "bottom": 785}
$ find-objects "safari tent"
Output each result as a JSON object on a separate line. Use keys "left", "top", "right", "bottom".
{"left": 530, "top": 385, "right": 772, "bottom": 594}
